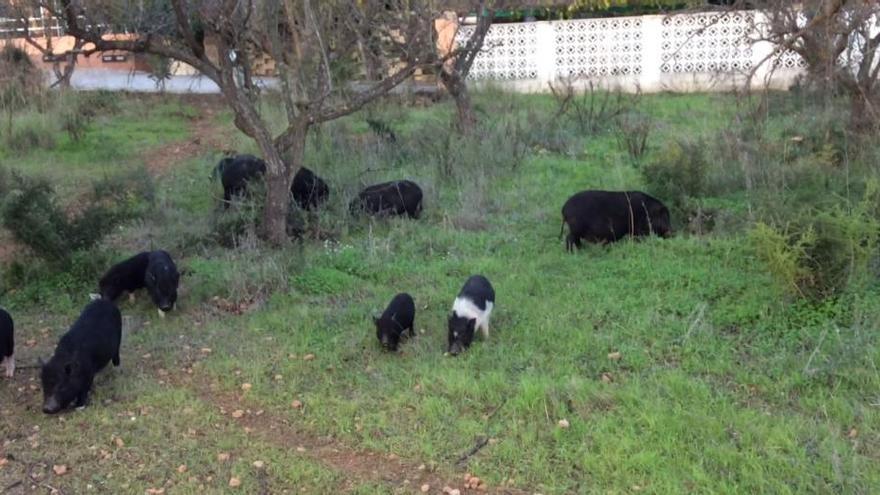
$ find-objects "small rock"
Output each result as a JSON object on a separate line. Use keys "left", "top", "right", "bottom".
{"left": 53, "top": 465, "right": 68, "bottom": 476}
{"left": 232, "top": 410, "right": 245, "bottom": 418}
{"left": 253, "top": 460, "right": 265, "bottom": 469}
{"left": 291, "top": 400, "right": 303, "bottom": 409}
{"left": 608, "top": 351, "right": 622, "bottom": 361}
{"left": 558, "top": 419, "right": 570, "bottom": 429}
{"left": 601, "top": 372, "right": 613, "bottom": 383}
{"left": 296, "top": 446, "right": 306, "bottom": 453}
{"left": 450, "top": 490, "right": 461, "bottom": 495}
{"left": 217, "top": 452, "right": 231, "bottom": 462}
{"left": 420, "top": 484, "right": 430, "bottom": 493}
{"left": 114, "top": 437, "right": 125, "bottom": 448}
{"left": 303, "top": 354, "right": 315, "bottom": 361}
{"left": 848, "top": 428, "right": 858, "bottom": 438}
{"left": 274, "top": 374, "right": 283, "bottom": 381}
{"left": 146, "top": 489, "right": 165, "bottom": 495}
{"left": 229, "top": 477, "right": 241, "bottom": 488}
{"left": 241, "top": 383, "right": 252, "bottom": 391}
{"left": 177, "top": 464, "right": 187, "bottom": 473}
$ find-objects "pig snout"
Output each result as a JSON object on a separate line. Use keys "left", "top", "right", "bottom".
{"left": 448, "top": 342, "right": 464, "bottom": 356}
{"left": 42, "top": 396, "right": 62, "bottom": 414}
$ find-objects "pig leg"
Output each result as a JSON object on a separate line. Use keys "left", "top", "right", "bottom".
{"left": 480, "top": 321, "right": 490, "bottom": 340}
{"left": 74, "top": 377, "right": 95, "bottom": 408}
{"left": 112, "top": 352, "right": 120, "bottom": 367}
{"left": 2, "top": 355, "right": 13, "bottom": 378}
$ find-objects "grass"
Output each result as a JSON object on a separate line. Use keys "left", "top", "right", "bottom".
{"left": 1, "top": 90, "right": 879, "bottom": 494}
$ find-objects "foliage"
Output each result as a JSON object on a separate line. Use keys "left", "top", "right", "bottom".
{"left": 642, "top": 138, "right": 708, "bottom": 211}
{"left": 0, "top": 170, "right": 150, "bottom": 264}
{"left": 749, "top": 182, "right": 880, "bottom": 298}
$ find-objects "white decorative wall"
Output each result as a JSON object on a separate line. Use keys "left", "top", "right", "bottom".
{"left": 458, "top": 11, "right": 806, "bottom": 93}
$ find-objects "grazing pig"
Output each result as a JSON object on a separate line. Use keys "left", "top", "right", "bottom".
{"left": 214, "top": 154, "right": 267, "bottom": 205}
{"left": 447, "top": 275, "right": 495, "bottom": 356}
{"left": 561, "top": 190, "right": 671, "bottom": 251}
{"left": 374, "top": 293, "right": 415, "bottom": 351}
{"left": 350, "top": 180, "right": 423, "bottom": 219}
{"left": 98, "top": 250, "right": 180, "bottom": 316}
{"left": 40, "top": 300, "right": 122, "bottom": 414}
{"left": 0, "top": 308, "right": 13, "bottom": 378}
{"left": 291, "top": 167, "right": 330, "bottom": 211}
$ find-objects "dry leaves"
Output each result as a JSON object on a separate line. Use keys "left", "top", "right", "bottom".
{"left": 228, "top": 477, "right": 242, "bottom": 488}
{"left": 231, "top": 410, "right": 245, "bottom": 418}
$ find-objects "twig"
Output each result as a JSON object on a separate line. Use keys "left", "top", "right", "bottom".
{"left": 2, "top": 480, "right": 23, "bottom": 493}
{"left": 455, "top": 436, "right": 489, "bottom": 466}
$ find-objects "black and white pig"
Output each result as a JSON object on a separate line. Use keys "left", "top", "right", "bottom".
{"left": 98, "top": 250, "right": 180, "bottom": 316}
{"left": 374, "top": 293, "right": 415, "bottom": 351}
{"left": 40, "top": 299, "right": 122, "bottom": 414}
{"left": 0, "top": 308, "right": 13, "bottom": 378}
{"left": 447, "top": 275, "right": 495, "bottom": 356}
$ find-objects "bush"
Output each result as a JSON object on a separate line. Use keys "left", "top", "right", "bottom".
{"left": 642, "top": 138, "right": 708, "bottom": 209}
{"left": 0, "top": 172, "right": 142, "bottom": 264}
{"left": 61, "top": 105, "right": 90, "bottom": 142}
{"left": 615, "top": 111, "right": 652, "bottom": 166}
{"left": 92, "top": 166, "right": 156, "bottom": 217}
{"left": 749, "top": 181, "right": 880, "bottom": 299}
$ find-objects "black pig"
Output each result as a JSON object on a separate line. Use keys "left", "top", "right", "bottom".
{"left": 98, "top": 250, "right": 180, "bottom": 316}
{"left": 561, "top": 190, "right": 671, "bottom": 251}
{"left": 0, "top": 308, "right": 13, "bottom": 378}
{"left": 41, "top": 300, "right": 122, "bottom": 414}
{"left": 374, "top": 293, "right": 415, "bottom": 351}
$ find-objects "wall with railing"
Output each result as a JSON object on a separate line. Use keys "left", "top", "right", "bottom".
{"left": 455, "top": 11, "right": 811, "bottom": 93}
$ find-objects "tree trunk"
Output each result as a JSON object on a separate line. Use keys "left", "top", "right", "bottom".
{"left": 441, "top": 70, "right": 476, "bottom": 134}
{"left": 258, "top": 121, "right": 306, "bottom": 245}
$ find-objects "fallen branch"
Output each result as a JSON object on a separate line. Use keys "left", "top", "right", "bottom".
{"left": 455, "top": 436, "right": 489, "bottom": 466}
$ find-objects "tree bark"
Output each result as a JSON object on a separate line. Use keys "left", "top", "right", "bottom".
{"left": 257, "top": 120, "right": 307, "bottom": 245}
{"left": 442, "top": 70, "right": 476, "bottom": 134}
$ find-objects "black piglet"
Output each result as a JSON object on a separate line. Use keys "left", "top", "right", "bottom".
{"left": 374, "top": 293, "right": 416, "bottom": 351}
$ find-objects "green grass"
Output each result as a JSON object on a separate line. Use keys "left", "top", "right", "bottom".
{"left": 1, "top": 91, "right": 878, "bottom": 494}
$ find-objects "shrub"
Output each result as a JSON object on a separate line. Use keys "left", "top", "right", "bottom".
{"left": 749, "top": 181, "right": 880, "bottom": 299}
{"left": 642, "top": 138, "right": 708, "bottom": 209}
{"left": 0, "top": 172, "right": 138, "bottom": 264}
{"left": 61, "top": 105, "right": 90, "bottom": 142}
{"left": 615, "top": 111, "right": 652, "bottom": 166}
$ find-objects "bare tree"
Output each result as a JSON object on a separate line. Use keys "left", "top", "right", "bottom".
{"left": 51, "top": 0, "right": 455, "bottom": 244}
{"left": 438, "top": 1, "right": 493, "bottom": 133}
{"left": 10, "top": 1, "right": 82, "bottom": 88}
{"left": 747, "top": 0, "right": 880, "bottom": 128}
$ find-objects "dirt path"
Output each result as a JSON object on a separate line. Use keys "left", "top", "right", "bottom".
{"left": 173, "top": 371, "right": 528, "bottom": 495}
{"left": 140, "top": 95, "right": 235, "bottom": 177}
